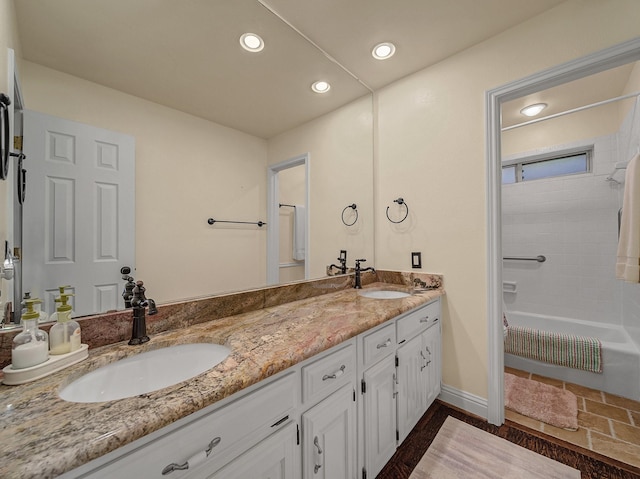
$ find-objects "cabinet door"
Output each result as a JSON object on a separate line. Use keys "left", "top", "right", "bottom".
{"left": 362, "top": 354, "right": 397, "bottom": 479}
{"left": 396, "top": 334, "right": 427, "bottom": 444}
{"left": 302, "top": 384, "right": 356, "bottom": 479}
{"left": 423, "top": 323, "right": 441, "bottom": 408}
{"left": 208, "top": 422, "right": 297, "bottom": 479}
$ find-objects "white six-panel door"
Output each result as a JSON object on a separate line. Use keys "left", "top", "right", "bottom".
{"left": 22, "top": 110, "right": 134, "bottom": 317}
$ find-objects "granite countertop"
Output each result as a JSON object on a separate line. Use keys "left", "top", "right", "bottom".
{"left": 0, "top": 281, "right": 443, "bottom": 478}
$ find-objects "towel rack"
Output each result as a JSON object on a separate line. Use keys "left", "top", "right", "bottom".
{"left": 279, "top": 203, "right": 296, "bottom": 208}
{"left": 386, "top": 197, "right": 409, "bottom": 224}
{"left": 341, "top": 203, "right": 358, "bottom": 226}
{"left": 503, "top": 255, "right": 546, "bottom": 263}
{"left": 207, "top": 218, "right": 266, "bottom": 227}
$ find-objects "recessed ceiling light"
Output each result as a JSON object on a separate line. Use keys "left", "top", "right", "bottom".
{"left": 520, "top": 103, "right": 547, "bottom": 117}
{"left": 311, "top": 81, "right": 331, "bottom": 93}
{"left": 240, "top": 33, "right": 264, "bottom": 52}
{"left": 372, "top": 42, "right": 396, "bottom": 60}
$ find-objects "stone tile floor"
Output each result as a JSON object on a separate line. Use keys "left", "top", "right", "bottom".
{"left": 506, "top": 367, "right": 640, "bottom": 469}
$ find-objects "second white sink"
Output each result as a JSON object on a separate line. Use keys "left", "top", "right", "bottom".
{"left": 59, "top": 343, "right": 231, "bottom": 403}
{"left": 359, "top": 290, "right": 411, "bottom": 299}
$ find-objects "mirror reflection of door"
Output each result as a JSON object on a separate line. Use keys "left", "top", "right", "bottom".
{"left": 278, "top": 164, "right": 305, "bottom": 283}
{"left": 22, "top": 111, "right": 135, "bottom": 316}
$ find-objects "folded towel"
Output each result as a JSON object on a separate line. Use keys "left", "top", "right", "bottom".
{"left": 293, "top": 205, "right": 306, "bottom": 261}
{"left": 616, "top": 153, "right": 640, "bottom": 283}
{"left": 505, "top": 326, "right": 602, "bottom": 373}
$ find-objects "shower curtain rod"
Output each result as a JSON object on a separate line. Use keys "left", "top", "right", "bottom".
{"left": 502, "top": 90, "right": 640, "bottom": 132}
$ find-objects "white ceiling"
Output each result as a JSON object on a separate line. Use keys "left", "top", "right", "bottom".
{"left": 15, "top": 0, "right": 572, "bottom": 138}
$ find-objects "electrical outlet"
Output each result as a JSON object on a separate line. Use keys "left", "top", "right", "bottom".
{"left": 411, "top": 252, "right": 422, "bottom": 269}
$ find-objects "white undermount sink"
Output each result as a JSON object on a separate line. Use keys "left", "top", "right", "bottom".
{"left": 59, "top": 343, "right": 231, "bottom": 403}
{"left": 359, "top": 290, "right": 411, "bottom": 299}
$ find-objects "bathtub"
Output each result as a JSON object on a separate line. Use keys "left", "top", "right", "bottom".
{"left": 504, "top": 311, "right": 640, "bottom": 401}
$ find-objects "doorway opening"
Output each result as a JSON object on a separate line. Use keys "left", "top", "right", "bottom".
{"left": 267, "top": 154, "right": 309, "bottom": 285}
{"left": 486, "top": 38, "right": 640, "bottom": 426}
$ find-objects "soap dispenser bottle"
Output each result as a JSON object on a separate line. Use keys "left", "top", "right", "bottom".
{"left": 49, "top": 286, "right": 81, "bottom": 355}
{"left": 12, "top": 298, "right": 49, "bottom": 369}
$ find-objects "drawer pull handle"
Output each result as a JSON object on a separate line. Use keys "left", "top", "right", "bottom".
{"left": 322, "top": 364, "right": 346, "bottom": 380}
{"left": 419, "top": 316, "right": 430, "bottom": 323}
{"left": 314, "top": 436, "right": 323, "bottom": 473}
{"left": 377, "top": 338, "right": 392, "bottom": 349}
{"left": 161, "top": 437, "right": 221, "bottom": 475}
{"left": 271, "top": 415, "right": 289, "bottom": 428}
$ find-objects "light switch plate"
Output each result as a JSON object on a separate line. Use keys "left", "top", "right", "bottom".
{"left": 411, "top": 252, "right": 422, "bottom": 269}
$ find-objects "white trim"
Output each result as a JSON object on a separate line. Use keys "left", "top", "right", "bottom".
{"left": 486, "top": 37, "right": 640, "bottom": 426}
{"left": 438, "top": 384, "right": 488, "bottom": 420}
{"left": 279, "top": 262, "right": 304, "bottom": 269}
{"left": 266, "top": 154, "right": 310, "bottom": 285}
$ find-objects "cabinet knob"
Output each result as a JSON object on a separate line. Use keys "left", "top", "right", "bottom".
{"left": 419, "top": 316, "right": 430, "bottom": 323}
{"left": 376, "top": 338, "right": 392, "bottom": 349}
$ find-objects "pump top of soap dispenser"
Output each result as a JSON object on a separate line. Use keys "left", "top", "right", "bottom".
{"left": 54, "top": 286, "right": 74, "bottom": 316}
{"left": 22, "top": 298, "right": 42, "bottom": 320}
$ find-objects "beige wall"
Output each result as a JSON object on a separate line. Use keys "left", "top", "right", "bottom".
{"left": 375, "top": 0, "right": 640, "bottom": 399}
{"left": 502, "top": 104, "right": 620, "bottom": 157}
{"left": 268, "top": 95, "right": 374, "bottom": 279}
{"left": 21, "top": 61, "right": 268, "bottom": 304}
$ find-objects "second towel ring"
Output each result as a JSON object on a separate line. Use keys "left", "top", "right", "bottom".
{"left": 386, "top": 197, "right": 409, "bottom": 224}
{"left": 341, "top": 203, "right": 358, "bottom": 226}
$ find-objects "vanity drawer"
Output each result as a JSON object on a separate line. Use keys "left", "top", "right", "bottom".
{"left": 82, "top": 372, "right": 296, "bottom": 479}
{"left": 396, "top": 299, "right": 440, "bottom": 343}
{"left": 301, "top": 341, "right": 355, "bottom": 406}
{"left": 361, "top": 321, "right": 396, "bottom": 366}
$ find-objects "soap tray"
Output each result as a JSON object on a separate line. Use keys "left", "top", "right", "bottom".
{"left": 2, "top": 344, "right": 89, "bottom": 385}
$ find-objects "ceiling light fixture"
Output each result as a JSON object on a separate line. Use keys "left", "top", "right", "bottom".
{"left": 520, "top": 103, "right": 547, "bottom": 117}
{"left": 311, "top": 81, "right": 331, "bottom": 93}
{"left": 372, "top": 42, "right": 396, "bottom": 60}
{"left": 239, "top": 33, "right": 264, "bottom": 52}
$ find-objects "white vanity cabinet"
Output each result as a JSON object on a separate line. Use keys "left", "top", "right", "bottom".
{"left": 208, "top": 422, "right": 297, "bottom": 479}
{"left": 396, "top": 300, "right": 441, "bottom": 443}
{"left": 300, "top": 341, "right": 357, "bottom": 479}
{"left": 359, "top": 298, "right": 441, "bottom": 479}
{"left": 65, "top": 297, "right": 441, "bottom": 479}
{"left": 68, "top": 372, "right": 297, "bottom": 479}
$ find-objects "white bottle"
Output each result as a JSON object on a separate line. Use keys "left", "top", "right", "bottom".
{"left": 49, "top": 286, "right": 81, "bottom": 355}
{"left": 12, "top": 298, "right": 49, "bottom": 369}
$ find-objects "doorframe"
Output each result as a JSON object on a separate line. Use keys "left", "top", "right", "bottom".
{"left": 7, "top": 48, "right": 24, "bottom": 319}
{"left": 266, "top": 153, "right": 310, "bottom": 285}
{"left": 486, "top": 37, "right": 640, "bottom": 426}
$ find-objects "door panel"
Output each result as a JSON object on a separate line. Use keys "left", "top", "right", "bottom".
{"left": 22, "top": 111, "right": 134, "bottom": 316}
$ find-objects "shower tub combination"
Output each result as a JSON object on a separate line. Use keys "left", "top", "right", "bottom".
{"left": 504, "top": 310, "right": 640, "bottom": 401}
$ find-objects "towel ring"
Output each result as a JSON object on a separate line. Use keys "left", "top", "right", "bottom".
{"left": 386, "top": 198, "right": 409, "bottom": 224}
{"left": 341, "top": 203, "right": 358, "bottom": 226}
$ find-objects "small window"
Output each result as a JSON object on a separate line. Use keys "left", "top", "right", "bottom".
{"left": 502, "top": 149, "right": 591, "bottom": 184}
{"left": 502, "top": 165, "right": 516, "bottom": 184}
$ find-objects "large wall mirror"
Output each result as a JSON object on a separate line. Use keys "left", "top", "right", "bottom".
{"left": 8, "top": 0, "right": 374, "bottom": 319}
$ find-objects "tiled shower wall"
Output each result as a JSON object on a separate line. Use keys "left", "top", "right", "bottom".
{"left": 502, "top": 134, "right": 622, "bottom": 324}
{"left": 502, "top": 101, "right": 640, "bottom": 345}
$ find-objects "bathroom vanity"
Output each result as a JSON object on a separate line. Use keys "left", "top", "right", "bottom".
{"left": 0, "top": 278, "right": 443, "bottom": 479}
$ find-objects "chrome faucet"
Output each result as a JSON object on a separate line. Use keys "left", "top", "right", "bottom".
{"left": 354, "top": 259, "right": 375, "bottom": 289}
{"left": 128, "top": 280, "right": 157, "bottom": 345}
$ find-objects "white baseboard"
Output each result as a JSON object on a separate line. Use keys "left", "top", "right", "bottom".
{"left": 438, "top": 383, "right": 488, "bottom": 420}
